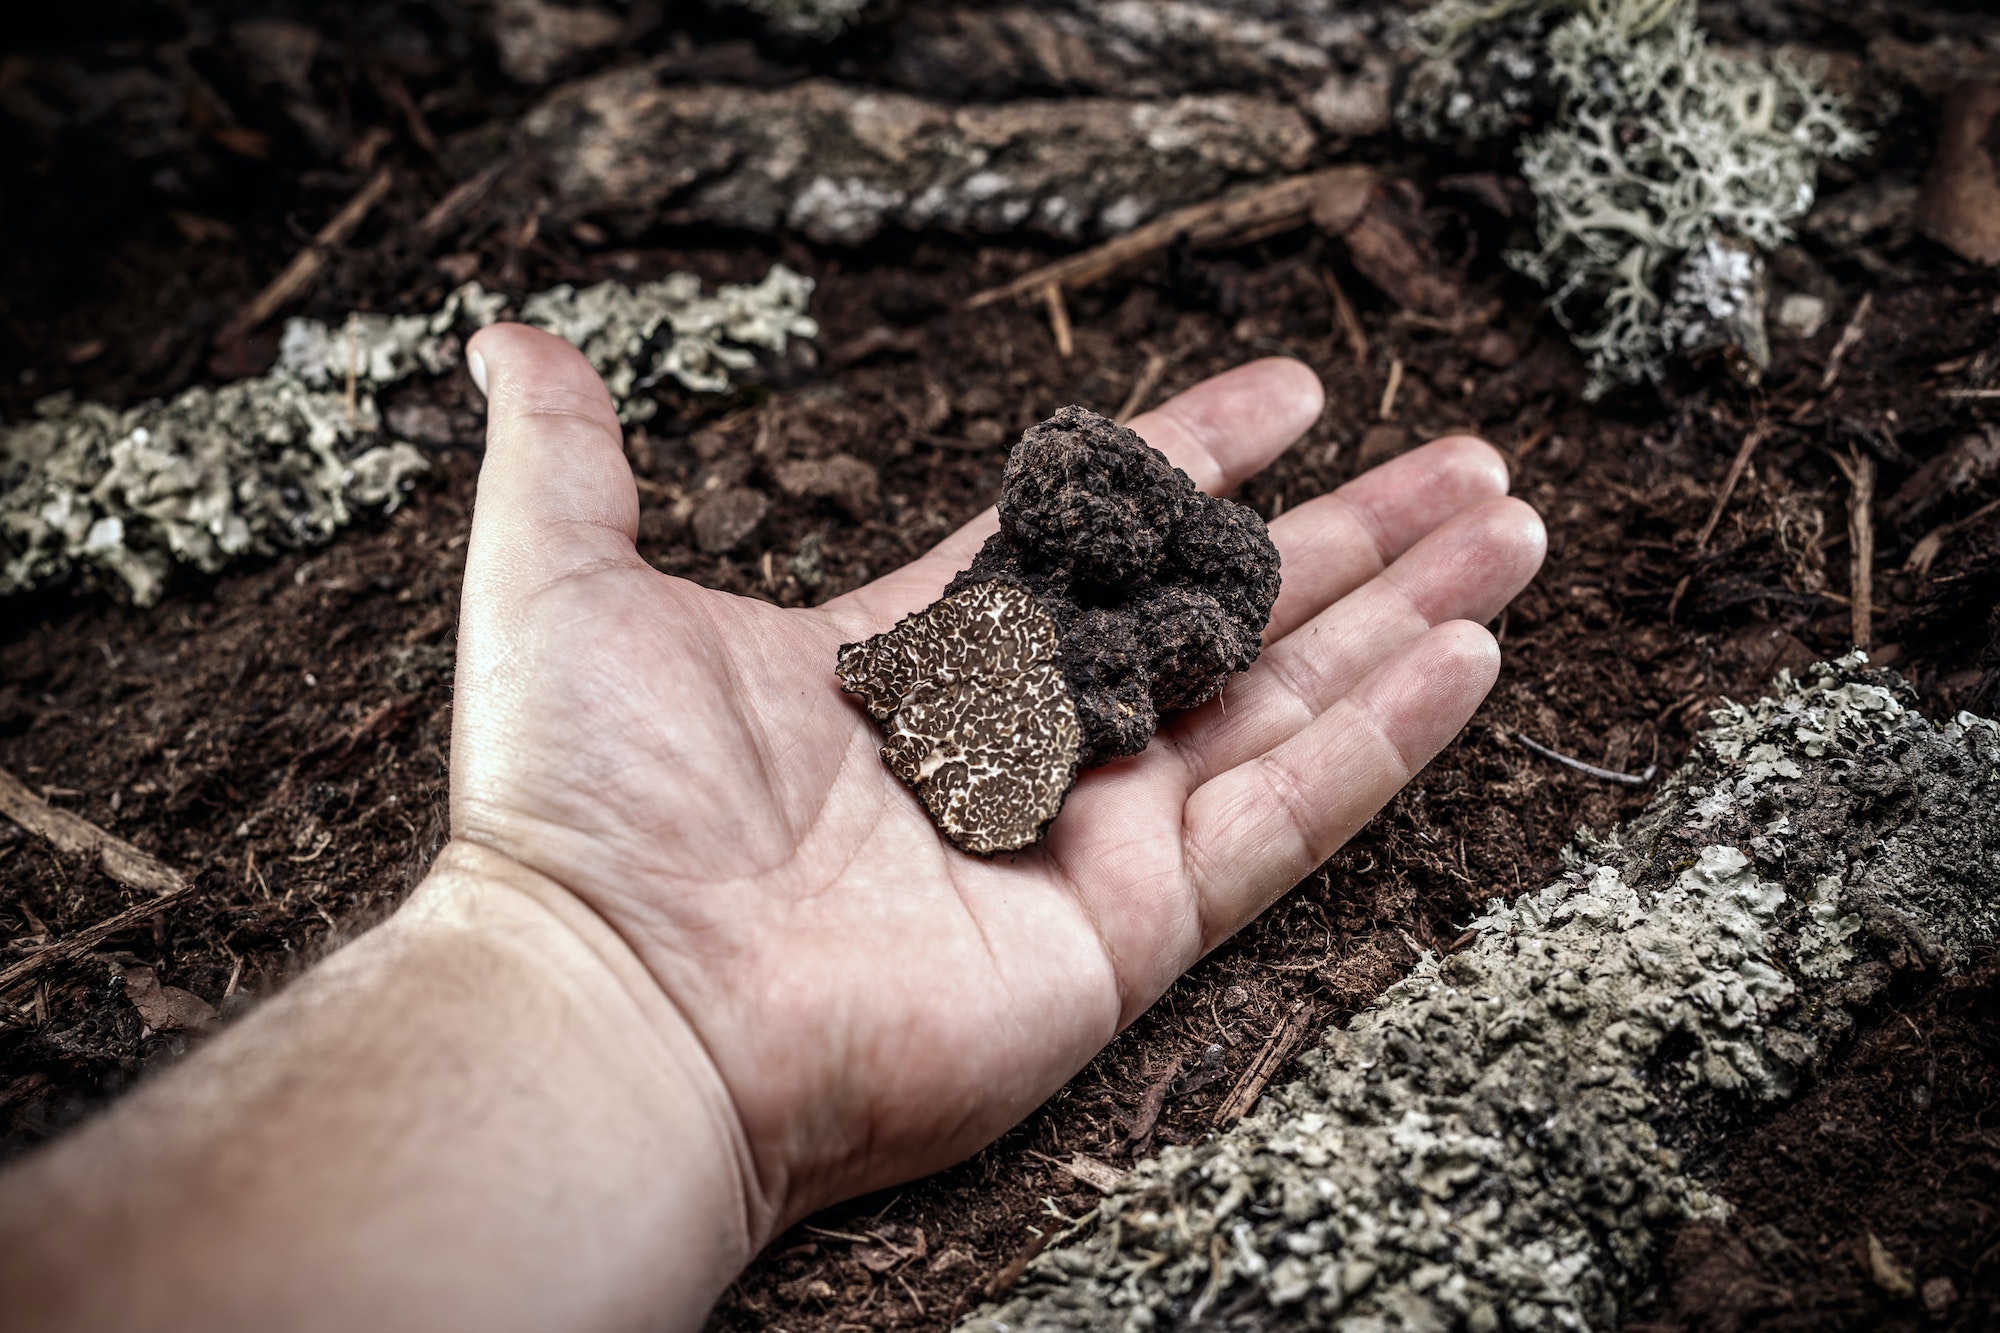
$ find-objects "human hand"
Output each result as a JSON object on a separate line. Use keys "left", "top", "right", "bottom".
{"left": 447, "top": 325, "right": 1546, "bottom": 1247}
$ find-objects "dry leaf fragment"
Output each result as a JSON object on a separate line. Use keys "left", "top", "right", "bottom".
{"left": 120, "top": 965, "right": 218, "bottom": 1032}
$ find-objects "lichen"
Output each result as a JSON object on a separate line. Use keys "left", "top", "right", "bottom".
{"left": 1, "top": 266, "right": 816, "bottom": 603}
{"left": 1405, "top": 0, "right": 1865, "bottom": 398}
{"left": 963, "top": 655, "right": 2000, "bottom": 1331}
{"left": 516, "top": 264, "right": 817, "bottom": 418}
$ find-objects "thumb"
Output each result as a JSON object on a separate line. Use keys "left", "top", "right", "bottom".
{"left": 462, "top": 322, "right": 641, "bottom": 605}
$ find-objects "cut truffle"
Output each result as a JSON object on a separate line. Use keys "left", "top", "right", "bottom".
{"left": 838, "top": 406, "right": 1280, "bottom": 852}
{"left": 836, "top": 580, "right": 1082, "bottom": 855}
{"left": 945, "top": 406, "right": 1281, "bottom": 767}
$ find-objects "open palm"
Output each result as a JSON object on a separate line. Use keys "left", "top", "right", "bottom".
{"left": 448, "top": 325, "right": 1545, "bottom": 1237}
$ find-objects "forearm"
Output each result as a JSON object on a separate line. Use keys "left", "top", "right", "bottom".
{"left": 0, "top": 841, "right": 757, "bottom": 1333}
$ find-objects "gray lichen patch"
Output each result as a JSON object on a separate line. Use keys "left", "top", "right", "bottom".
{"left": 963, "top": 656, "right": 2000, "bottom": 1331}
{"left": 1, "top": 266, "right": 815, "bottom": 604}
{"left": 837, "top": 580, "right": 1083, "bottom": 856}
{"left": 1406, "top": 0, "right": 1864, "bottom": 397}
{"left": 516, "top": 265, "right": 817, "bottom": 416}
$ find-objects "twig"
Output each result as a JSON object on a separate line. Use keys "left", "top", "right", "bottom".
{"left": 217, "top": 166, "right": 395, "bottom": 344}
{"left": 1905, "top": 494, "right": 2000, "bottom": 576}
{"left": 1695, "top": 422, "right": 1770, "bottom": 551}
{"left": 0, "top": 765, "right": 183, "bottom": 895}
{"left": 1116, "top": 350, "right": 1169, "bottom": 423}
{"left": 966, "top": 166, "right": 1377, "bottom": 309}
{"left": 1819, "top": 291, "right": 1874, "bottom": 392}
{"left": 1943, "top": 388, "right": 2000, "bottom": 399}
{"left": 1321, "top": 266, "right": 1368, "bottom": 367}
{"left": 1832, "top": 444, "right": 1877, "bottom": 650}
{"left": 1215, "top": 999, "right": 1318, "bottom": 1124}
{"left": 0, "top": 883, "right": 196, "bottom": 997}
{"left": 894, "top": 1271, "right": 925, "bottom": 1318}
{"left": 418, "top": 158, "right": 510, "bottom": 242}
{"left": 1512, "top": 732, "right": 1658, "bottom": 787}
{"left": 1040, "top": 282, "right": 1074, "bottom": 358}
{"left": 1378, "top": 357, "right": 1404, "bottom": 421}
{"left": 983, "top": 1230, "right": 1053, "bottom": 1300}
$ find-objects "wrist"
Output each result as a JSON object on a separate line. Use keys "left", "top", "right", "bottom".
{"left": 373, "top": 839, "right": 769, "bottom": 1325}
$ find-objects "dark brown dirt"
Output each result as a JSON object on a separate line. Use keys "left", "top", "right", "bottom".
{"left": 2, "top": 4, "right": 1998, "bottom": 1331}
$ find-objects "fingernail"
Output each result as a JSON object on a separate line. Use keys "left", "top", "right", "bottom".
{"left": 467, "top": 347, "right": 489, "bottom": 398}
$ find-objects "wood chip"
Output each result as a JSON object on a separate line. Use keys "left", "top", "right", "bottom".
{"left": 0, "top": 765, "right": 183, "bottom": 895}
{"left": 1060, "top": 1153, "right": 1125, "bottom": 1195}
{"left": 1322, "top": 265, "right": 1368, "bottom": 367}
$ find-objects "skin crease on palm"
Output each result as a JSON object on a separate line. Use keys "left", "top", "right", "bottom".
{"left": 449, "top": 323, "right": 1548, "bottom": 1241}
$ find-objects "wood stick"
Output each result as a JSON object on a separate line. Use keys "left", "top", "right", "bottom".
{"left": 0, "top": 765, "right": 183, "bottom": 896}
{"left": 1834, "top": 444, "right": 1877, "bottom": 650}
{"left": 1215, "top": 998, "right": 1318, "bottom": 1124}
{"left": 1323, "top": 265, "right": 1368, "bottom": 367}
{"left": 1695, "top": 422, "right": 1770, "bottom": 551}
{"left": 418, "top": 158, "right": 510, "bottom": 241}
{"left": 1819, "top": 291, "right": 1873, "bottom": 392}
{"left": 218, "top": 166, "right": 395, "bottom": 344}
{"left": 0, "top": 881, "right": 196, "bottom": 997}
{"left": 1041, "top": 282, "right": 1074, "bottom": 358}
{"left": 1378, "top": 357, "right": 1404, "bottom": 420}
{"left": 967, "top": 166, "right": 1377, "bottom": 310}
{"left": 1116, "top": 350, "right": 1169, "bottom": 423}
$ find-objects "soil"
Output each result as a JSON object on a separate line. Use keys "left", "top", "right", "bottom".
{"left": 2, "top": 3, "right": 1997, "bottom": 1330}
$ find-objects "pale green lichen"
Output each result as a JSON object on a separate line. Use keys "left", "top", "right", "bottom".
{"left": 0, "top": 265, "right": 816, "bottom": 603}
{"left": 963, "top": 655, "right": 2000, "bottom": 1332}
{"left": 1407, "top": 0, "right": 1865, "bottom": 398}
{"left": 516, "top": 264, "right": 817, "bottom": 417}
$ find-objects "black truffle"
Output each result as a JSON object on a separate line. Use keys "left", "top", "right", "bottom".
{"left": 838, "top": 406, "right": 1280, "bottom": 852}
{"left": 835, "top": 580, "right": 1082, "bottom": 855}
{"left": 945, "top": 406, "right": 1281, "bottom": 767}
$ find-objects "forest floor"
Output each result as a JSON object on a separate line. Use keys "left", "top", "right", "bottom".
{"left": 1, "top": 2, "right": 1996, "bottom": 1329}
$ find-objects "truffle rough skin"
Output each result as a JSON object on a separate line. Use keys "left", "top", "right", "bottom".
{"left": 946, "top": 406, "right": 1281, "bottom": 767}
{"left": 836, "top": 580, "right": 1082, "bottom": 855}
